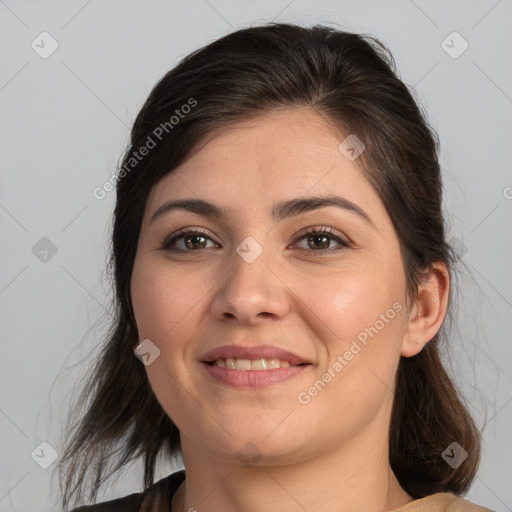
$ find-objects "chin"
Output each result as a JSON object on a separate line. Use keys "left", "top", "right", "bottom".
{"left": 194, "top": 417, "right": 313, "bottom": 464}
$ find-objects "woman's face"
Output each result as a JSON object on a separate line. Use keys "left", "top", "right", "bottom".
{"left": 131, "top": 108, "right": 411, "bottom": 465}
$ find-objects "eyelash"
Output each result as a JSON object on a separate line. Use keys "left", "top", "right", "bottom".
{"left": 160, "top": 225, "right": 351, "bottom": 256}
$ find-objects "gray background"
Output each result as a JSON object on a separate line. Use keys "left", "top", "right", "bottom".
{"left": 1, "top": 1, "right": 511, "bottom": 510}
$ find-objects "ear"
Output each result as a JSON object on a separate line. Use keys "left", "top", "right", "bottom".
{"left": 401, "top": 262, "right": 450, "bottom": 357}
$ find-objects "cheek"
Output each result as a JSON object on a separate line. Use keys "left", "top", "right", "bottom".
{"left": 294, "top": 264, "right": 404, "bottom": 349}
{"left": 131, "top": 260, "right": 211, "bottom": 430}
{"left": 293, "top": 268, "right": 405, "bottom": 429}
{"left": 292, "top": 262, "right": 406, "bottom": 409}
{"left": 130, "top": 260, "right": 206, "bottom": 347}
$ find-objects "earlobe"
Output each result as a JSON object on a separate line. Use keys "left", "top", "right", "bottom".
{"left": 401, "top": 262, "right": 450, "bottom": 358}
{"left": 401, "top": 337, "right": 427, "bottom": 358}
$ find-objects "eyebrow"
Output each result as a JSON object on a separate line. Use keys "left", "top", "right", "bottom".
{"left": 150, "top": 195, "right": 375, "bottom": 228}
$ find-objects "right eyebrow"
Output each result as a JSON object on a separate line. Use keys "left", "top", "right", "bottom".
{"left": 150, "top": 198, "right": 227, "bottom": 224}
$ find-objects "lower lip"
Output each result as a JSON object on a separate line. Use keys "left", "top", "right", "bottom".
{"left": 201, "top": 362, "right": 309, "bottom": 388}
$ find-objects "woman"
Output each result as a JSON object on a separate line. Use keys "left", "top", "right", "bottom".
{"left": 59, "top": 22, "right": 493, "bottom": 511}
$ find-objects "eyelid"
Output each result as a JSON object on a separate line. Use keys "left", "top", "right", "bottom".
{"left": 160, "top": 224, "right": 352, "bottom": 253}
{"left": 160, "top": 226, "right": 219, "bottom": 250}
{"left": 291, "top": 225, "right": 351, "bottom": 254}
{"left": 293, "top": 225, "right": 350, "bottom": 244}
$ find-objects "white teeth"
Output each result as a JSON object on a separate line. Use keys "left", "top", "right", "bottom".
{"left": 212, "top": 357, "right": 297, "bottom": 370}
{"left": 251, "top": 358, "right": 267, "bottom": 370}
{"left": 236, "top": 359, "right": 251, "bottom": 370}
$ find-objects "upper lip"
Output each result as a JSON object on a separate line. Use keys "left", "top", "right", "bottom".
{"left": 200, "top": 345, "right": 310, "bottom": 366}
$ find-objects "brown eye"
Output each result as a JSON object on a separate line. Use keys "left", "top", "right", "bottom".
{"left": 161, "top": 228, "right": 217, "bottom": 252}
{"left": 294, "top": 226, "right": 350, "bottom": 255}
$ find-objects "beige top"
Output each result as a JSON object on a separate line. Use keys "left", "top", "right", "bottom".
{"left": 393, "top": 492, "right": 494, "bottom": 511}
{"left": 72, "top": 470, "right": 495, "bottom": 511}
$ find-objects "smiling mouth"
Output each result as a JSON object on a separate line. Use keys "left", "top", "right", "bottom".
{"left": 206, "top": 358, "right": 311, "bottom": 371}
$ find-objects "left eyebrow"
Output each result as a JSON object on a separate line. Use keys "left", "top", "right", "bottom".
{"left": 150, "top": 195, "right": 375, "bottom": 228}
{"left": 272, "top": 195, "right": 375, "bottom": 228}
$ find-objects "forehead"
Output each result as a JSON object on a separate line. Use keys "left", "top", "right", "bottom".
{"left": 145, "top": 108, "right": 386, "bottom": 224}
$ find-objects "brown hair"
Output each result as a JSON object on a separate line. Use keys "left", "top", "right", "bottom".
{"left": 57, "top": 21, "right": 481, "bottom": 507}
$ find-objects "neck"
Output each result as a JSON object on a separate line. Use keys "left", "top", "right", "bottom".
{"left": 172, "top": 423, "right": 413, "bottom": 512}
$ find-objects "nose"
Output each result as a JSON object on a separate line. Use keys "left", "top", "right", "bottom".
{"left": 210, "top": 241, "right": 290, "bottom": 325}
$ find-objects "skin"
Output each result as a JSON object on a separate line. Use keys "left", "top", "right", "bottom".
{"left": 130, "top": 108, "right": 449, "bottom": 512}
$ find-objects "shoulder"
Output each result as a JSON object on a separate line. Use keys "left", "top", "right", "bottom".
{"left": 69, "top": 469, "right": 186, "bottom": 512}
{"left": 394, "top": 492, "right": 495, "bottom": 512}
{"left": 70, "top": 491, "right": 142, "bottom": 512}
